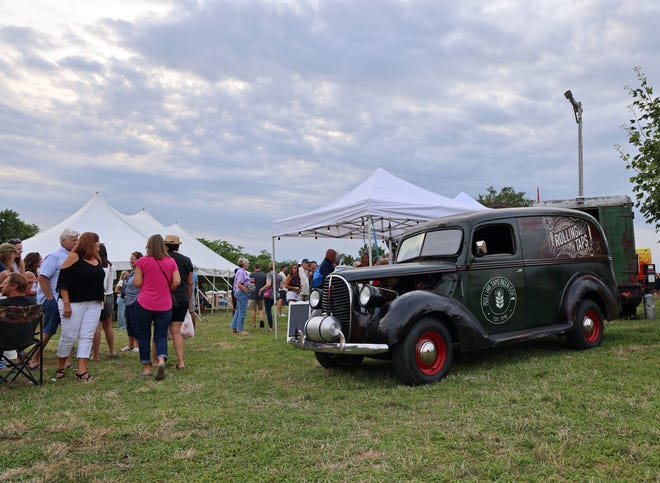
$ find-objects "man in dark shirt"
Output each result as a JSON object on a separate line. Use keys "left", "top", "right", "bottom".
{"left": 164, "top": 234, "right": 194, "bottom": 370}
{"left": 248, "top": 263, "right": 267, "bottom": 328}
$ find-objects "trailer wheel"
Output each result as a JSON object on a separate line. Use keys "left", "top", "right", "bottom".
{"left": 314, "top": 352, "right": 364, "bottom": 368}
{"left": 392, "top": 317, "right": 453, "bottom": 385}
{"left": 567, "top": 300, "right": 604, "bottom": 349}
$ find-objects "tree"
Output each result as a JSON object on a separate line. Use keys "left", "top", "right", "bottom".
{"left": 197, "top": 238, "right": 245, "bottom": 265}
{"left": 477, "top": 186, "right": 533, "bottom": 208}
{"left": 616, "top": 66, "right": 660, "bottom": 232}
{"left": 0, "top": 209, "right": 39, "bottom": 242}
{"left": 358, "top": 243, "right": 387, "bottom": 262}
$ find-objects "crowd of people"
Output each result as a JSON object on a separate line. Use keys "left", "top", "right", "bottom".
{"left": 1, "top": 231, "right": 342, "bottom": 380}
{"left": 229, "top": 248, "right": 338, "bottom": 335}
{"left": 0, "top": 231, "right": 196, "bottom": 382}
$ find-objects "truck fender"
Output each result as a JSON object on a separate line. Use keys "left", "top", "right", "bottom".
{"left": 378, "top": 290, "right": 490, "bottom": 351}
{"left": 560, "top": 273, "right": 620, "bottom": 325}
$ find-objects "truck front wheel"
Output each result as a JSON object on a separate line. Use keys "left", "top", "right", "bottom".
{"left": 392, "top": 317, "right": 453, "bottom": 385}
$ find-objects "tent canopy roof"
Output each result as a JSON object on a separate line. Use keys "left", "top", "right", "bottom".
{"left": 23, "top": 193, "right": 237, "bottom": 277}
{"left": 272, "top": 168, "right": 486, "bottom": 240}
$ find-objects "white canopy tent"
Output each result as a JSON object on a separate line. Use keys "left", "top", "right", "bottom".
{"left": 22, "top": 193, "right": 238, "bottom": 277}
{"left": 268, "top": 168, "right": 487, "bottom": 339}
{"left": 272, "top": 167, "right": 487, "bottom": 246}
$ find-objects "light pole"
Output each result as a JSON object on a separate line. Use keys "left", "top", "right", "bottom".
{"left": 564, "top": 90, "right": 584, "bottom": 203}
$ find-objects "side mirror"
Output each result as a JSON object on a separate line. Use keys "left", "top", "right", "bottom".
{"left": 475, "top": 240, "right": 488, "bottom": 256}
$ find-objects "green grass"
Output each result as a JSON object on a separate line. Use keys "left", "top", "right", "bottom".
{"left": 1, "top": 303, "right": 658, "bottom": 482}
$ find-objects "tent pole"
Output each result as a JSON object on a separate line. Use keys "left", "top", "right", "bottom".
{"left": 271, "top": 236, "right": 278, "bottom": 340}
{"left": 367, "top": 215, "right": 373, "bottom": 266}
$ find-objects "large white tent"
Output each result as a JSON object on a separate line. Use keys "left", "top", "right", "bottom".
{"left": 272, "top": 168, "right": 487, "bottom": 242}
{"left": 22, "top": 193, "right": 237, "bottom": 277}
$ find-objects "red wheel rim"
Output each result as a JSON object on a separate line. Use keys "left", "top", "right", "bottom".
{"left": 415, "top": 331, "right": 447, "bottom": 376}
{"left": 583, "top": 309, "right": 601, "bottom": 343}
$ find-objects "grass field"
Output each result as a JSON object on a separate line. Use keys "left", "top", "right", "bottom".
{"left": 1, "top": 301, "right": 658, "bottom": 482}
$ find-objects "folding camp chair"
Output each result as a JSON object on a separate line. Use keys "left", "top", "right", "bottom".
{"left": 0, "top": 305, "right": 43, "bottom": 385}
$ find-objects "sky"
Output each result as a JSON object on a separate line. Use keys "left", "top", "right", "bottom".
{"left": 1, "top": 0, "right": 659, "bottom": 263}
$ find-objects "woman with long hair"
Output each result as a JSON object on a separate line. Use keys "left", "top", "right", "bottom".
{"left": 23, "top": 251, "right": 41, "bottom": 298}
{"left": 133, "top": 235, "right": 180, "bottom": 380}
{"left": 91, "top": 243, "right": 116, "bottom": 359}
{"left": 6, "top": 238, "right": 25, "bottom": 273}
{"left": 285, "top": 262, "right": 302, "bottom": 303}
{"left": 0, "top": 243, "right": 18, "bottom": 273}
{"left": 54, "top": 232, "right": 105, "bottom": 381}
{"left": 230, "top": 257, "right": 250, "bottom": 335}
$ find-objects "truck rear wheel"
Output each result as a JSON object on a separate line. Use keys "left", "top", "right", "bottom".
{"left": 314, "top": 352, "right": 364, "bottom": 368}
{"left": 392, "top": 317, "right": 453, "bottom": 385}
{"left": 567, "top": 300, "right": 604, "bottom": 349}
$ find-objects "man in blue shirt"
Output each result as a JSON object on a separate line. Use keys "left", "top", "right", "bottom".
{"left": 311, "top": 249, "right": 337, "bottom": 288}
{"left": 29, "top": 229, "right": 79, "bottom": 369}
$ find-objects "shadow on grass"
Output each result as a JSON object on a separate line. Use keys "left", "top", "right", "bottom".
{"left": 311, "top": 335, "right": 597, "bottom": 387}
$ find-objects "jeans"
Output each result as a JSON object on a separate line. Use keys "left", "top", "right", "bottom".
{"left": 264, "top": 295, "right": 274, "bottom": 329}
{"left": 230, "top": 291, "right": 248, "bottom": 331}
{"left": 125, "top": 302, "right": 139, "bottom": 339}
{"left": 135, "top": 302, "right": 170, "bottom": 364}
{"left": 116, "top": 296, "right": 126, "bottom": 329}
{"left": 42, "top": 298, "right": 62, "bottom": 335}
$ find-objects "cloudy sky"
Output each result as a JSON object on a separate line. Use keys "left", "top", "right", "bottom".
{"left": 1, "top": 0, "right": 659, "bottom": 261}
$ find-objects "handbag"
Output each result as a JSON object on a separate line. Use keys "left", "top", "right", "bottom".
{"left": 181, "top": 312, "right": 195, "bottom": 338}
{"left": 157, "top": 260, "right": 179, "bottom": 307}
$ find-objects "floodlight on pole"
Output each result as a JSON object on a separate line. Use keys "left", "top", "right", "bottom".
{"left": 564, "top": 90, "right": 584, "bottom": 202}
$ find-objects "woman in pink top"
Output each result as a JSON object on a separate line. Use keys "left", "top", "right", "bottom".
{"left": 133, "top": 234, "right": 180, "bottom": 380}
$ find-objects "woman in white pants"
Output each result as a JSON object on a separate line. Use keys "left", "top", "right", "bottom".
{"left": 55, "top": 232, "right": 105, "bottom": 381}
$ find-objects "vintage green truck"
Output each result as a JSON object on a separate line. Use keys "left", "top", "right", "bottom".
{"left": 288, "top": 207, "right": 620, "bottom": 385}
{"left": 540, "top": 196, "right": 642, "bottom": 316}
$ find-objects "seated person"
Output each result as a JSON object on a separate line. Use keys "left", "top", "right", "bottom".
{"left": 0, "top": 273, "right": 32, "bottom": 306}
{"left": 0, "top": 273, "right": 33, "bottom": 365}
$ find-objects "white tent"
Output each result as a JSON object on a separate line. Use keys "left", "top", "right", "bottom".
{"left": 453, "top": 192, "right": 489, "bottom": 210}
{"left": 272, "top": 168, "right": 485, "bottom": 241}
{"left": 22, "top": 193, "right": 237, "bottom": 277}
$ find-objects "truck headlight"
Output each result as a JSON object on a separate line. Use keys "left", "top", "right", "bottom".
{"left": 359, "top": 284, "right": 385, "bottom": 308}
{"left": 309, "top": 289, "right": 322, "bottom": 309}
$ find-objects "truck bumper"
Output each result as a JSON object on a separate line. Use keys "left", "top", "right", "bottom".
{"left": 287, "top": 335, "right": 389, "bottom": 355}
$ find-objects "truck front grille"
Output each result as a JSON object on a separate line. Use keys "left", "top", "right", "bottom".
{"left": 322, "top": 274, "right": 352, "bottom": 338}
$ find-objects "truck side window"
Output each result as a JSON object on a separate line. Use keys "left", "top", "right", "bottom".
{"left": 473, "top": 225, "right": 514, "bottom": 256}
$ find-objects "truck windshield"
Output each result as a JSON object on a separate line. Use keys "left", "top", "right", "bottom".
{"left": 397, "top": 228, "right": 463, "bottom": 262}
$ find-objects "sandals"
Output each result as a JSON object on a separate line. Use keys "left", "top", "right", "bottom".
{"left": 55, "top": 369, "right": 66, "bottom": 380}
{"left": 75, "top": 371, "right": 94, "bottom": 382}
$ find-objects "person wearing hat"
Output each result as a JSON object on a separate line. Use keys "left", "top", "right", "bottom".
{"left": 163, "top": 234, "right": 193, "bottom": 370}
{"left": 5, "top": 238, "right": 25, "bottom": 273}
{"left": 0, "top": 243, "right": 18, "bottom": 276}
{"left": 299, "top": 259, "right": 311, "bottom": 302}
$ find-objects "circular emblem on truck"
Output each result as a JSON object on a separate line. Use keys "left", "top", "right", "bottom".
{"left": 481, "top": 276, "right": 517, "bottom": 324}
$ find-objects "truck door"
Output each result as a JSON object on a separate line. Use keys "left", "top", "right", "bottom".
{"left": 464, "top": 221, "right": 526, "bottom": 334}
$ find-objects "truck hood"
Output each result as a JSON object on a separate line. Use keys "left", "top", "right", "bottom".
{"left": 333, "top": 262, "right": 458, "bottom": 282}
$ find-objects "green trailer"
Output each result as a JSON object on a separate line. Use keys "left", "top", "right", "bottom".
{"left": 540, "top": 195, "right": 642, "bottom": 316}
